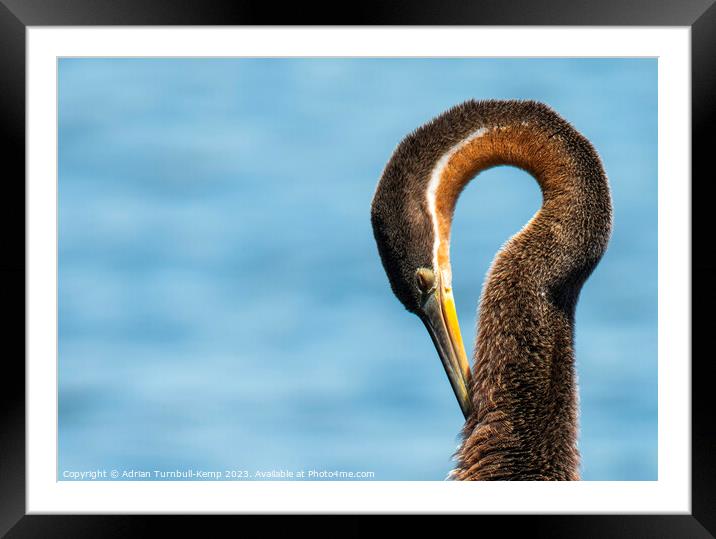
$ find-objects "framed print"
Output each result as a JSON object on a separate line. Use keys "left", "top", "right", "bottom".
{"left": 2, "top": 0, "right": 715, "bottom": 536}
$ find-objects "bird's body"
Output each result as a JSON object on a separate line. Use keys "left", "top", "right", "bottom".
{"left": 371, "top": 100, "right": 612, "bottom": 480}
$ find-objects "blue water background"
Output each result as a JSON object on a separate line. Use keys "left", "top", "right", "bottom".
{"left": 58, "top": 58, "right": 657, "bottom": 480}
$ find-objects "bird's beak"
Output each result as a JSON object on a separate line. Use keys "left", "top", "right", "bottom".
{"left": 420, "top": 277, "right": 473, "bottom": 419}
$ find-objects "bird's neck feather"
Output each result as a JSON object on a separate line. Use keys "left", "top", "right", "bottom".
{"left": 430, "top": 120, "right": 611, "bottom": 480}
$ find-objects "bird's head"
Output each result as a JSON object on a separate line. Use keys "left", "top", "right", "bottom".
{"left": 370, "top": 131, "right": 473, "bottom": 419}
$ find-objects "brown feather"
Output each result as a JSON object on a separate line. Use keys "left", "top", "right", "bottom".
{"left": 371, "top": 99, "right": 612, "bottom": 480}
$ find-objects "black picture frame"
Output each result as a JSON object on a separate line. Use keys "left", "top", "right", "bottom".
{"left": 2, "top": 1, "right": 713, "bottom": 536}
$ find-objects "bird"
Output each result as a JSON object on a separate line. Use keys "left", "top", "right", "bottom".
{"left": 370, "top": 99, "right": 612, "bottom": 480}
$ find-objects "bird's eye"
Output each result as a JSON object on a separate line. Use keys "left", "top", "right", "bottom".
{"left": 415, "top": 268, "right": 436, "bottom": 292}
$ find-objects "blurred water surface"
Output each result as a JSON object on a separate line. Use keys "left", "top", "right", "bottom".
{"left": 58, "top": 58, "right": 657, "bottom": 480}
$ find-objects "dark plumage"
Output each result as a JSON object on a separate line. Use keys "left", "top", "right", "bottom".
{"left": 371, "top": 99, "right": 612, "bottom": 480}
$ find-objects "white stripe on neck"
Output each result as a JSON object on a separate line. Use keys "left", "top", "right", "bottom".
{"left": 426, "top": 127, "right": 488, "bottom": 271}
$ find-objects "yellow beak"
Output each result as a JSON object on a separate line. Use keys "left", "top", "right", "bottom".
{"left": 419, "top": 275, "right": 473, "bottom": 419}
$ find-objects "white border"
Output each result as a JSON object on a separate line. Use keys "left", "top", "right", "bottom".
{"left": 27, "top": 27, "right": 691, "bottom": 514}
